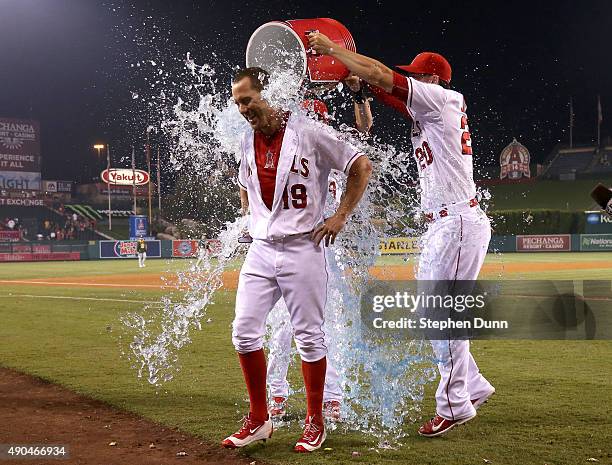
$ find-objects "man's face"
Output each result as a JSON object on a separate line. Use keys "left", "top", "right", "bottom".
{"left": 232, "top": 77, "right": 273, "bottom": 132}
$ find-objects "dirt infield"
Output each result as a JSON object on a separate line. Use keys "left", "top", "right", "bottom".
{"left": 0, "top": 272, "right": 239, "bottom": 290}
{"left": 0, "top": 260, "right": 609, "bottom": 290}
{"left": 0, "top": 368, "right": 259, "bottom": 465}
{"left": 370, "top": 260, "right": 612, "bottom": 280}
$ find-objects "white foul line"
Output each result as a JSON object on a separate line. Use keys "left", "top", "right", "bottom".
{"left": 0, "top": 293, "right": 162, "bottom": 305}
{"left": 0, "top": 279, "right": 164, "bottom": 289}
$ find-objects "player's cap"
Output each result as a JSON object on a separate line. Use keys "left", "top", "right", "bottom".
{"left": 395, "top": 52, "right": 452, "bottom": 84}
{"left": 302, "top": 99, "right": 329, "bottom": 122}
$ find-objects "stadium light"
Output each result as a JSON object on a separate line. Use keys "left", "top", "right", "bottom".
{"left": 93, "top": 144, "right": 104, "bottom": 160}
{"left": 93, "top": 143, "right": 112, "bottom": 230}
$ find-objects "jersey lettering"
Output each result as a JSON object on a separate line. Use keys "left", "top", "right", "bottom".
{"left": 415, "top": 141, "right": 434, "bottom": 170}
{"left": 460, "top": 114, "right": 472, "bottom": 155}
{"left": 282, "top": 183, "right": 308, "bottom": 209}
{"left": 300, "top": 158, "right": 310, "bottom": 177}
{"left": 328, "top": 180, "right": 337, "bottom": 199}
{"left": 460, "top": 100, "right": 473, "bottom": 156}
{"left": 290, "top": 155, "right": 310, "bottom": 178}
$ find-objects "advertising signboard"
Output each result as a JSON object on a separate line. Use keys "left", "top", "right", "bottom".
{"left": 516, "top": 235, "right": 571, "bottom": 252}
{"left": 0, "top": 117, "right": 41, "bottom": 172}
{"left": 99, "top": 240, "right": 161, "bottom": 258}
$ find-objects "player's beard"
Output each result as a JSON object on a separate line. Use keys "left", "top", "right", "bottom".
{"left": 249, "top": 110, "right": 272, "bottom": 133}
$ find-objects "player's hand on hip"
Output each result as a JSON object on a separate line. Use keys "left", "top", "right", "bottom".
{"left": 307, "top": 32, "right": 336, "bottom": 55}
{"left": 311, "top": 213, "right": 347, "bottom": 246}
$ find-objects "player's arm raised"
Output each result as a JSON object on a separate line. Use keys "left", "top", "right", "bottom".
{"left": 345, "top": 74, "right": 373, "bottom": 133}
{"left": 308, "top": 32, "right": 394, "bottom": 92}
{"left": 312, "top": 155, "right": 372, "bottom": 246}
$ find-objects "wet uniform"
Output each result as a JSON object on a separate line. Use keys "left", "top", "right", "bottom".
{"left": 388, "top": 73, "right": 494, "bottom": 421}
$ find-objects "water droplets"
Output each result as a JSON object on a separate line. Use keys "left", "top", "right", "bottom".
{"left": 121, "top": 51, "right": 431, "bottom": 444}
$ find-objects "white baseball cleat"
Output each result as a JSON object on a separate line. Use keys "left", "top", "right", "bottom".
{"left": 221, "top": 414, "right": 273, "bottom": 449}
{"left": 294, "top": 415, "right": 326, "bottom": 453}
{"left": 472, "top": 387, "right": 495, "bottom": 410}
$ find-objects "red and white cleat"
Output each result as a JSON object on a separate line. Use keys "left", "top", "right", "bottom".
{"left": 418, "top": 413, "right": 476, "bottom": 438}
{"left": 323, "top": 400, "right": 341, "bottom": 422}
{"left": 471, "top": 388, "right": 495, "bottom": 410}
{"left": 221, "top": 414, "right": 273, "bottom": 449}
{"left": 268, "top": 396, "right": 287, "bottom": 419}
{"left": 294, "top": 415, "right": 326, "bottom": 453}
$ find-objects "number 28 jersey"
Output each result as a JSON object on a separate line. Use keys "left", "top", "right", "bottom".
{"left": 238, "top": 113, "right": 363, "bottom": 240}
{"left": 392, "top": 73, "right": 477, "bottom": 212}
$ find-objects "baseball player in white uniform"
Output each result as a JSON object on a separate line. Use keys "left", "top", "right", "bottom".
{"left": 266, "top": 97, "right": 372, "bottom": 422}
{"left": 309, "top": 33, "right": 495, "bottom": 438}
{"left": 221, "top": 67, "right": 372, "bottom": 452}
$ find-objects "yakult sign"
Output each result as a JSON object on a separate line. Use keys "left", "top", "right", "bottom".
{"left": 101, "top": 169, "right": 149, "bottom": 186}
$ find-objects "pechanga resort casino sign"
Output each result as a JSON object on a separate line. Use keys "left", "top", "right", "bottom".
{"left": 0, "top": 117, "right": 41, "bottom": 172}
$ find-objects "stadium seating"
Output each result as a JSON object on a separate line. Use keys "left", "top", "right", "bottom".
{"left": 591, "top": 146, "right": 612, "bottom": 173}
{"left": 1, "top": 204, "right": 106, "bottom": 241}
{"left": 543, "top": 146, "right": 597, "bottom": 178}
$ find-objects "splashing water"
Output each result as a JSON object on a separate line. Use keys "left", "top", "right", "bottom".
{"left": 121, "top": 51, "right": 436, "bottom": 444}
{"left": 121, "top": 216, "right": 247, "bottom": 385}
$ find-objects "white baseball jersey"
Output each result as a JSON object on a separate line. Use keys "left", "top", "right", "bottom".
{"left": 237, "top": 114, "right": 362, "bottom": 240}
{"left": 393, "top": 74, "right": 477, "bottom": 211}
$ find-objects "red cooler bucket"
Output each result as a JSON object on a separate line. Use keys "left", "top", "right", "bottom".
{"left": 246, "top": 18, "right": 356, "bottom": 85}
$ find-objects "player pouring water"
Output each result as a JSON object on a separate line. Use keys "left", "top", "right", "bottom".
{"left": 308, "top": 32, "right": 496, "bottom": 438}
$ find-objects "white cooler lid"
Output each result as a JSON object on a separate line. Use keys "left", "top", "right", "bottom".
{"left": 246, "top": 22, "right": 307, "bottom": 84}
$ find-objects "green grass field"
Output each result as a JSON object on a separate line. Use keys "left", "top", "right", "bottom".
{"left": 0, "top": 254, "right": 611, "bottom": 464}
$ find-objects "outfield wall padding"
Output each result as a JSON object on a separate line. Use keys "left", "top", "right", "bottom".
{"left": 2, "top": 234, "right": 611, "bottom": 262}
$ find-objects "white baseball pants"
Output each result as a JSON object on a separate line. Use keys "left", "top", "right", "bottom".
{"left": 137, "top": 252, "right": 146, "bottom": 267}
{"left": 417, "top": 208, "right": 495, "bottom": 421}
{"left": 233, "top": 235, "right": 328, "bottom": 363}
{"left": 267, "top": 315, "right": 343, "bottom": 402}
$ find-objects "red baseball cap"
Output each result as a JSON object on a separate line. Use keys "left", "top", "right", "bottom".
{"left": 302, "top": 99, "right": 329, "bottom": 122}
{"left": 396, "top": 52, "right": 452, "bottom": 84}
